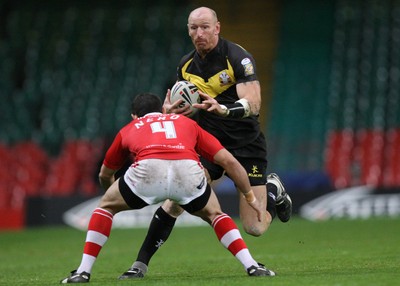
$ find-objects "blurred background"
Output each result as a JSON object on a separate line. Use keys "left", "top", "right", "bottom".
{"left": 1, "top": 0, "right": 399, "bottom": 229}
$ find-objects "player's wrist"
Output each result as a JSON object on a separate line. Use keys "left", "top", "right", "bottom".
{"left": 220, "top": 99, "right": 251, "bottom": 118}
{"left": 219, "top": 104, "right": 229, "bottom": 117}
{"left": 243, "top": 190, "right": 256, "bottom": 204}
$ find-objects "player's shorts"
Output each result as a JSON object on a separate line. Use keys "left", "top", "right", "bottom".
{"left": 119, "top": 159, "right": 211, "bottom": 213}
{"left": 201, "top": 156, "right": 267, "bottom": 186}
{"left": 229, "top": 132, "right": 267, "bottom": 159}
{"left": 201, "top": 132, "right": 268, "bottom": 186}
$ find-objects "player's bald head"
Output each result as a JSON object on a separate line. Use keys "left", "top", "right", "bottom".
{"left": 188, "top": 7, "right": 218, "bottom": 24}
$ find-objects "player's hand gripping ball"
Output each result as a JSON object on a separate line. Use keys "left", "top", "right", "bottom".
{"left": 170, "top": 81, "right": 200, "bottom": 117}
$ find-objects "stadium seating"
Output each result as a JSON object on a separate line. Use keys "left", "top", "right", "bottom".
{"left": 1, "top": 0, "right": 400, "bottom": 227}
{"left": 0, "top": 1, "right": 196, "bottom": 229}
{"left": 1, "top": 1, "right": 192, "bottom": 145}
{"left": 322, "top": 0, "right": 400, "bottom": 188}
{"left": 267, "top": 0, "right": 400, "bottom": 189}
{"left": 268, "top": 0, "right": 334, "bottom": 172}
{"left": 324, "top": 129, "right": 354, "bottom": 188}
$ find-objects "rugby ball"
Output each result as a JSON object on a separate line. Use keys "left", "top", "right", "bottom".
{"left": 170, "top": 80, "right": 200, "bottom": 116}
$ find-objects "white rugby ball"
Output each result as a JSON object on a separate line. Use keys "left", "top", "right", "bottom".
{"left": 170, "top": 80, "right": 200, "bottom": 116}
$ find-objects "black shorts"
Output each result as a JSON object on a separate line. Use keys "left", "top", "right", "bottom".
{"left": 201, "top": 132, "right": 268, "bottom": 186}
{"left": 229, "top": 132, "right": 268, "bottom": 159}
{"left": 119, "top": 176, "right": 212, "bottom": 213}
{"left": 180, "top": 183, "right": 211, "bottom": 214}
{"left": 119, "top": 177, "right": 149, "bottom": 209}
{"left": 201, "top": 156, "right": 267, "bottom": 186}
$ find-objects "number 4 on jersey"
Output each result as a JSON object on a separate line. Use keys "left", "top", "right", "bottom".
{"left": 150, "top": 121, "right": 177, "bottom": 139}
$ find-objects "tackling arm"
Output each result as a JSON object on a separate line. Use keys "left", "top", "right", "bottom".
{"left": 98, "top": 164, "right": 117, "bottom": 191}
{"left": 212, "top": 148, "right": 262, "bottom": 221}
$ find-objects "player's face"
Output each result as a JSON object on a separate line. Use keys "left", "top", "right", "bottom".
{"left": 187, "top": 11, "right": 220, "bottom": 57}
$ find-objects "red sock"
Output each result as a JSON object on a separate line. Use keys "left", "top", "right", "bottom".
{"left": 212, "top": 213, "right": 257, "bottom": 269}
{"left": 77, "top": 208, "right": 113, "bottom": 273}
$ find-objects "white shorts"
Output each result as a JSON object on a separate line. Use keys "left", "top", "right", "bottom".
{"left": 123, "top": 159, "right": 207, "bottom": 205}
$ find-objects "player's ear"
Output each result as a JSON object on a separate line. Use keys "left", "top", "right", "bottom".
{"left": 215, "top": 21, "right": 220, "bottom": 34}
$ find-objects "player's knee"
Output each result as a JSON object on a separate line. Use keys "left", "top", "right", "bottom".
{"left": 242, "top": 219, "right": 271, "bottom": 237}
{"left": 243, "top": 225, "right": 265, "bottom": 237}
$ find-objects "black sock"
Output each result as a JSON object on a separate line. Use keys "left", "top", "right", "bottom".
{"left": 266, "top": 183, "right": 277, "bottom": 220}
{"left": 136, "top": 206, "right": 176, "bottom": 266}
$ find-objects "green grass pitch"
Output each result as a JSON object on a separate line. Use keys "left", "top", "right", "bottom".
{"left": 0, "top": 217, "right": 399, "bottom": 285}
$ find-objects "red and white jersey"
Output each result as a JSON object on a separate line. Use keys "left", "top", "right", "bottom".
{"left": 103, "top": 113, "right": 224, "bottom": 170}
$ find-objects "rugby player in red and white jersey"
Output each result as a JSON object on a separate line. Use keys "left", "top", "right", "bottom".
{"left": 60, "top": 93, "right": 275, "bottom": 283}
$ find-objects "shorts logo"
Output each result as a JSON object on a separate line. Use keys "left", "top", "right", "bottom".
{"left": 196, "top": 177, "right": 205, "bottom": 189}
{"left": 241, "top": 57, "right": 254, "bottom": 76}
{"left": 249, "top": 165, "right": 262, "bottom": 178}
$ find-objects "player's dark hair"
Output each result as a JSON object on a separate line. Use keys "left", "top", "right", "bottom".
{"left": 131, "top": 93, "right": 162, "bottom": 117}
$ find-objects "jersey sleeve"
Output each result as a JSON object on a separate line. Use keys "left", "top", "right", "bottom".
{"left": 230, "top": 44, "right": 258, "bottom": 84}
{"left": 102, "top": 132, "right": 130, "bottom": 170}
{"left": 195, "top": 125, "right": 224, "bottom": 162}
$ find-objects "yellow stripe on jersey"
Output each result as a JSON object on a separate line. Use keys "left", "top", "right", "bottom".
{"left": 181, "top": 59, "right": 236, "bottom": 98}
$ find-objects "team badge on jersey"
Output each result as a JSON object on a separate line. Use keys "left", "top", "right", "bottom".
{"left": 241, "top": 57, "right": 254, "bottom": 76}
{"left": 219, "top": 71, "right": 232, "bottom": 86}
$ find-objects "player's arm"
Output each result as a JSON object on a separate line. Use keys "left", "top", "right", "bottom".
{"left": 98, "top": 164, "right": 117, "bottom": 191}
{"left": 195, "top": 124, "right": 262, "bottom": 220}
{"left": 236, "top": 80, "right": 261, "bottom": 115}
{"left": 193, "top": 81, "right": 260, "bottom": 118}
{"left": 212, "top": 148, "right": 263, "bottom": 221}
{"left": 98, "top": 132, "right": 129, "bottom": 191}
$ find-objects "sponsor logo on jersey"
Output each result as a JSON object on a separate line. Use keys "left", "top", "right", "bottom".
{"left": 241, "top": 57, "right": 254, "bottom": 76}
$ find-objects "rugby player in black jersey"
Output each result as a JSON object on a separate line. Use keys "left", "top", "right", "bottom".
{"left": 119, "top": 6, "right": 292, "bottom": 279}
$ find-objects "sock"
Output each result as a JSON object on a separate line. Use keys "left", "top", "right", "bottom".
{"left": 266, "top": 183, "right": 277, "bottom": 219}
{"left": 132, "top": 261, "right": 148, "bottom": 274}
{"left": 134, "top": 206, "right": 176, "bottom": 270}
{"left": 212, "top": 213, "right": 258, "bottom": 270}
{"left": 76, "top": 208, "right": 113, "bottom": 274}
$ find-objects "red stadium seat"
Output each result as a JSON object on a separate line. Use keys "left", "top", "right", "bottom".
{"left": 355, "top": 129, "right": 384, "bottom": 186}
{"left": 383, "top": 129, "right": 400, "bottom": 186}
{"left": 324, "top": 129, "right": 354, "bottom": 188}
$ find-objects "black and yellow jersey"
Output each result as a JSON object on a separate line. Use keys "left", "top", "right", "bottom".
{"left": 177, "top": 37, "right": 263, "bottom": 151}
